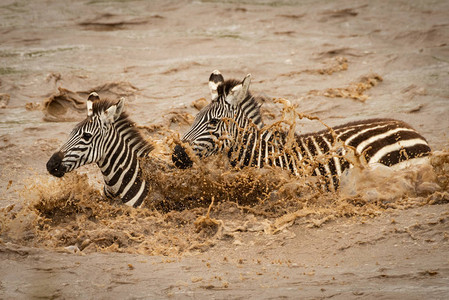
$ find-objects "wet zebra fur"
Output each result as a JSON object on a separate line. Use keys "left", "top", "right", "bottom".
{"left": 228, "top": 117, "right": 431, "bottom": 191}
{"left": 47, "top": 92, "right": 153, "bottom": 207}
{"left": 172, "top": 71, "right": 431, "bottom": 190}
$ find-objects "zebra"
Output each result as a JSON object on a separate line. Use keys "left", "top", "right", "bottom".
{"left": 172, "top": 71, "right": 431, "bottom": 190}
{"left": 46, "top": 92, "right": 153, "bottom": 207}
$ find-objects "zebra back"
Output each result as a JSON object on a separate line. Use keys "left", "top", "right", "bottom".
{"left": 228, "top": 118, "right": 430, "bottom": 191}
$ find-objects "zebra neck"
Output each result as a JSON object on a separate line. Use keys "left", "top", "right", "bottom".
{"left": 97, "top": 133, "right": 148, "bottom": 208}
{"left": 237, "top": 95, "right": 263, "bottom": 129}
{"left": 229, "top": 123, "right": 263, "bottom": 168}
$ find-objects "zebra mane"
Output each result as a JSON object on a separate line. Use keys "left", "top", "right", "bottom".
{"left": 92, "top": 98, "right": 120, "bottom": 115}
{"left": 217, "top": 79, "right": 242, "bottom": 97}
{"left": 217, "top": 79, "right": 263, "bottom": 127}
{"left": 80, "top": 98, "right": 153, "bottom": 156}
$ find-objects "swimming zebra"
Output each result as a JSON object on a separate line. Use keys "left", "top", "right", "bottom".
{"left": 46, "top": 92, "right": 153, "bottom": 207}
{"left": 172, "top": 71, "right": 431, "bottom": 190}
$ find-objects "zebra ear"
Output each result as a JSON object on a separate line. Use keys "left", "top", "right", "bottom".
{"left": 102, "top": 97, "right": 125, "bottom": 124}
{"left": 225, "top": 74, "right": 251, "bottom": 107}
{"left": 209, "top": 70, "right": 224, "bottom": 101}
{"left": 87, "top": 92, "right": 100, "bottom": 117}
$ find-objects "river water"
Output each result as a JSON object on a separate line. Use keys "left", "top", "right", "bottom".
{"left": 1, "top": 0, "right": 449, "bottom": 298}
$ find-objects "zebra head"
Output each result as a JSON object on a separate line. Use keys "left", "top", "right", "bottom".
{"left": 46, "top": 92, "right": 125, "bottom": 177}
{"left": 172, "top": 71, "right": 263, "bottom": 168}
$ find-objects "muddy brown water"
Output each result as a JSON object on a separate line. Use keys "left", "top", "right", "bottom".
{"left": 1, "top": 0, "right": 449, "bottom": 298}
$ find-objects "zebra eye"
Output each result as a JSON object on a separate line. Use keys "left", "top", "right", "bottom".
{"left": 82, "top": 132, "right": 92, "bottom": 140}
{"left": 209, "top": 119, "right": 219, "bottom": 127}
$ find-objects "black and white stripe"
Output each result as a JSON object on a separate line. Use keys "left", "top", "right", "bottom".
{"left": 47, "top": 92, "right": 153, "bottom": 207}
{"left": 176, "top": 72, "right": 263, "bottom": 165}
{"left": 172, "top": 71, "right": 431, "bottom": 190}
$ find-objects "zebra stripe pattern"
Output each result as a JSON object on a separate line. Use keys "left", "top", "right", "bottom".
{"left": 172, "top": 71, "right": 431, "bottom": 190}
{"left": 173, "top": 72, "right": 263, "bottom": 168}
{"left": 47, "top": 93, "right": 153, "bottom": 207}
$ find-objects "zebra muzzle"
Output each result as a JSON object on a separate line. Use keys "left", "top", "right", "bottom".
{"left": 172, "top": 144, "right": 193, "bottom": 169}
{"left": 46, "top": 151, "right": 67, "bottom": 178}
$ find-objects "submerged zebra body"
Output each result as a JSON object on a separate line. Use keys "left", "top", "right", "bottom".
{"left": 172, "top": 71, "right": 431, "bottom": 190}
{"left": 47, "top": 93, "right": 153, "bottom": 207}
{"left": 227, "top": 117, "right": 431, "bottom": 191}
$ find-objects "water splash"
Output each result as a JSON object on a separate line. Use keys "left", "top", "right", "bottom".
{"left": 1, "top": 100, "right": 448, "bottom": 256}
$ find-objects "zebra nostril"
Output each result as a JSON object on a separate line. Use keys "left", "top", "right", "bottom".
{"left": 46, "top": 151, "right": 66, "bottom": 177}
{"left": 172, "top": 145, "right": 193, "bottom": 169}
